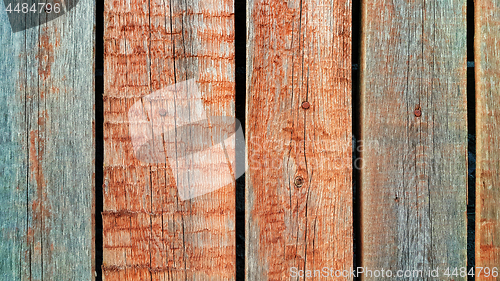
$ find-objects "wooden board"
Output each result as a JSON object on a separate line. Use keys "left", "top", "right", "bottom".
{"left": 475, "top": 1, "right": 500, "bottom": 279}
{"left": 0, "top": 1, "right": 95, "bottom": 280}
{"left": 246, "top": 0, "right": 352, "bottom": 279}
{"left": 360, "top": 0, "right": 467, "bottom": 279}
{"left": 102, "top": 0, "right": 235, "bottom": 279}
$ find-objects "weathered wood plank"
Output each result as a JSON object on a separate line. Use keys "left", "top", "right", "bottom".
{"left": 246, "top": 0, "right": 352, "bottom": 279}
{"left": 360, "top": 0, "right": 467, "bottom": 279}
{"left": 475, "top": 1, "right": 500, "bottom": 279}
{"left": 103, "top": 0, "right": 235, "bottom": 279}
{"left": 0, "top": 1, "right": 95, "bottom": 280}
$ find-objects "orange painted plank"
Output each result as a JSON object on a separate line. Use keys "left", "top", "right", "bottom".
{"left": 103, "top": 0, "right": 236, "bottom": 279}
{"left": 475, "top": 1, "right": 500, "bottom": 279}
{"left": 361, "top": 0, "right": 467, "bottom": 279}
{"left": 0, "top": 1, "right": 95, "bottom": 279}
{"left": 246, "top": 0, "right": 353, "bottom": 279}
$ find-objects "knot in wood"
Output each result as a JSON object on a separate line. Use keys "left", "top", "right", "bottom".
{"left": 294, "top": 176, "right": 304, "bottom": 188}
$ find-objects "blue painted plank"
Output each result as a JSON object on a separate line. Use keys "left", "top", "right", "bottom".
{"left": 0, "top": 0, "right": 94, "bottom": 279}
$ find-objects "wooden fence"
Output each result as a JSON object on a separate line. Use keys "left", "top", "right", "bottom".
{"left": 0, "top": 0, "right": 499, "bottom": 280}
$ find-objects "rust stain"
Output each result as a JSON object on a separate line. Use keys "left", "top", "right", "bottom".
{"left": 36, "top": 27, "right": 56, "bottom": 80}
{"left": 28, "top": 111, "right": 52, "bottom": 260}
{"left": 54, "top": 27, "right": 61, "bottom": 47}
{"left": 29, "top": 130, "right": 44, "bottom": 189}
{"left": 26, "top": 227, "right": 35, "bottom": 244}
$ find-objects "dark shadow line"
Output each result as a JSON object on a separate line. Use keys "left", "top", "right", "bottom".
{"left": 95, "top": 0, "right": 104, "bottom": 276}
{"left": 234, "top": 0, "right": 246, "bottom": 279}
{"left": 352, "top": 0, "right": 361, "bottom": 278}
{"left": 467, "top": 0, "right": 475, "bottom": 279}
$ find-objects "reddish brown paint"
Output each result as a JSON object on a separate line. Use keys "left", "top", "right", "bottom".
{"left": 475, "top": 0, "right": 500, "bottom": 278}
{"left": 246, "top": 0, "right": 352, "bottom": 279}
{"left": 103, "top": 0, "right": 235, "bottom": 279}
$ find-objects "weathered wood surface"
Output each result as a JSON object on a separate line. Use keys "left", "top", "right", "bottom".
{"left": 360, "top": 0, "right": 467, "bottom": 279}
{"left": 103, "top": 0, "right": 235, "bottom": 279}
{"left": 0, "top": 1, "right": 95, "bottom": 280}
{"left": 246, "top": 0, "right": 352, "bottom": 279}
{"left": 475, "top": 1, "right": 500, "bottom": 279}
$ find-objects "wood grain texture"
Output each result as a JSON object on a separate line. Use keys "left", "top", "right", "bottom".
{"left": 103, "top": 0, "right": 235, "bottom": 279}
{"left": 360, "top": 0, "right": 467, "bottom": 279}
{"left": 475, "top": 1, "right": 500, "bottom": 279}
{"left": 0, "top": 1, "right": 95, "bottom": 280}
{"left": 246, "top": 0, "right": 352, "bottom": 279}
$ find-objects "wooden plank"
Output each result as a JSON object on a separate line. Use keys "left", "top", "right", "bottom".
{"left": 475, "top": 1, "right": 500, "bottom": 279}
{"left": 0, "top": 1, "right": 95, "bottom": 280}
{"left": 360, "top": 0, "right": 467, "bottom": 279}
{"left": 102, "top": 0, "right": 235, "bottom": 279}
{"left": 246, "top": 0, "right": 352, "bottom": 279}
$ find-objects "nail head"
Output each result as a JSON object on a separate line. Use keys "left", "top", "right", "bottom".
{"left": 301, "top": 101, "right": 310, "bottom": 109}
{"left": 159, "top": 109, "right": 167, "bottom": 116}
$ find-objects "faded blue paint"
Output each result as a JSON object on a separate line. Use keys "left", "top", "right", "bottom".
{"left": 0, "top": 0, "right": 94, "bottom": 279}
{"left": 0, "top": 8, "right": 28, "bottom": 280}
